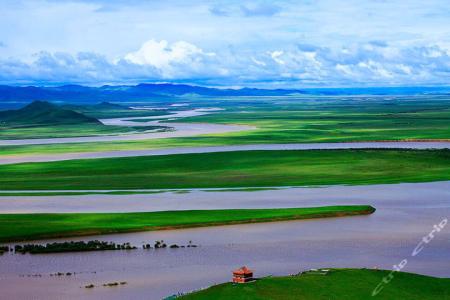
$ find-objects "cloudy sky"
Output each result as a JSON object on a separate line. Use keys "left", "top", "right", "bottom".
{"left": 0, "top": 0, "right": 449, "bottom": 87}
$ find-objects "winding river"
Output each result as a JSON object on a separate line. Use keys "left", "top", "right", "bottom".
{"left": 0, "top": 108, "right": 255, "bottom": 146}
{"left": 0, "top": 182, "right": 449, "bottom": 299}
{"left": 0, "top": 107, "right": 449, "bottom": 299}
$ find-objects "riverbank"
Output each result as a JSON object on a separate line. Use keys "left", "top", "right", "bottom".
{"left": 179, "top": 268, "right": 450, "bottom": 299}
{"left": 0, "top": 206, "right": 374, "bottom": 242}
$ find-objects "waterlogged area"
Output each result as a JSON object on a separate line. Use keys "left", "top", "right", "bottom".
{"left": 1, "top": 141, "right": 449, "bottom": 165}
{"left": 1, "top": 182, "right": 449, "bottom": 299}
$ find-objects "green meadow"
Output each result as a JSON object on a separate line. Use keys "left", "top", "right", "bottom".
{"left": 0, "top": 149, "right": 449, "bottom": 190}
{"left": 0, "top": 101, "right": 168, "bottom": 139}
{"left": 0, "top": 95, "right": 449, "bottom": 156}
{"left": 0, "top": 206, "right": 374, "bottom": 242}
{"left": 181, "top": 268, "right": 450, "bottom": 300}
{"left": 0, "top": 123, "right": 164, "bottom": 139}
{"left": 175, "top": 95, "right": 450, "bottom": 144}
{"left": 0, "top": 190, "right": 167, "bottom": 196}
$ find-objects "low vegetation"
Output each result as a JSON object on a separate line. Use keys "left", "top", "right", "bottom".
{"left": 180, "top": 268, "right": 450, "bottom": 300}
{"left": 0, "top": 101, "right": 168, "bottom": 139}
{"left": 0, "top": 206, "right": 374, "bottom": 242}
{"left": 0, "top": 95, "right": 448, "bottom": 156}
{"left": 0, "top": 149, "right": 448, "bottom": 190}
{"left": 0, "top": 123, "right": 167, "bottom": 139}
{"left": 0, "top": 101, "right": 100, "bottom": 126}
{"left": 176, "top": 96, "right": 450, "bottom": 145}
{"left": 0, "top": 190, "right": 166, "bottom": 197}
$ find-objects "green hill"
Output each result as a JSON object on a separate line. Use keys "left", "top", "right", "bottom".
{"left": 0, "top": 101, "right": 101, "bottom": 126}
{"left": 180, "top": 268, "right": 450, "bottom": 300}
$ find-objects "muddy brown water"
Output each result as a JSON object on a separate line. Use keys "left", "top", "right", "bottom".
{"left": 1, "top": 182, "right": 449, "bottom": 299}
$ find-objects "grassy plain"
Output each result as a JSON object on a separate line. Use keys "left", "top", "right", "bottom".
{"left": 180, "top": 268, "right": 450, "bottom": 300}
{"left": 0, "top": 149, "right": 449, "bottom": 190}
{"left": 0, "top": 95, "right": 448, "bottom": 156}
{"left": 0, "top": 190, "right": 167, "bottom": 196}
{"left": 0, "top": 124, "right": 164, "bottom": 139}
{"left": 0, "top": 100, "right": 170, "bottom": 139}
{"left": 175, "top": 95, "right": 450, "bottom": 145}
{"left": 0, "top": 206, "right": 374, "bottom": 242}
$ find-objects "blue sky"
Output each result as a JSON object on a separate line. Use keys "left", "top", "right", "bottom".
{"left": 0, "top": 0, "right": 449, "bottom": 87}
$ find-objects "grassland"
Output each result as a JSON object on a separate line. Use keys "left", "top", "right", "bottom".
{"left": 0, "top": 123, "right": 165, "bottom": 139}
{"left": 0, "top": 100, "right": 169, "bottom": 139}
{"left": 0, "top": 190, "right": 167, "bottom": 196}
{"left": 180, "top": 268, "right": 450, "bottom": 300}
{"left": 176, "top": 96, "right": 450, "bottom": 144}
{"left": 0, "top": 206, "right": 374, "bottom": 242}
{"left": 0, "top": 149, "right": 448, "bottom": 190}
{"left": 1, "top": 95, "right": 448, "bottom": 156}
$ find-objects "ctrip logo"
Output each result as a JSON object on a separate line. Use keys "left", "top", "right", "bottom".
{"left": 371, "top": 218, "right": 448, "bottom": 297}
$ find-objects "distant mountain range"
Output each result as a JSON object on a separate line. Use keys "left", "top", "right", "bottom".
{"left": 0, "top": 101, "right": 100, "bottom": 126}
{"left": 0, "top": 84, "right": 449, "bottom": 105}
{"left": 0, "top": 84, "right": 300, "bottom": 104}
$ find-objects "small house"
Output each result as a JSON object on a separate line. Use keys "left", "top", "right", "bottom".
{"left": 232, "top": 266, "right": 254, "bottom": 283}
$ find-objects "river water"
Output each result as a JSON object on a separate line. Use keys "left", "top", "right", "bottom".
{"left": 1, "top": 182, "right": 449, "bottom": 299}
{"left": 1, "top": 108, "right": 449, "bottom": 299}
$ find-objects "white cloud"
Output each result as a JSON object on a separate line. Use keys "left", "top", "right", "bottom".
{"left": 0, "top": 0, "right": 450, "bottom": 87}
{"left": 124, "top": 39, "right": 215, "bottom": 77}
{"left": 1, "top": 39, "right": 450, "bottom": 87}
{"left": 358, "top": 60, "right": 393, "bottom": 78}
{"left": 397, "top": 64, "right": 412, "bottom": 75}
{"left": 251, "top": 56, "right": 266, "bottom": 66}
{"left": 336, "top": 64, "right": 354, "bottom": 76}
{"left": 270, "top": 50, "right": 285, "bottom": 65}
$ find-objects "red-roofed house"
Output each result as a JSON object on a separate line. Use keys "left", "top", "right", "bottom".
{"left": 232, "top": 266, "right": 254, "bottom": 283}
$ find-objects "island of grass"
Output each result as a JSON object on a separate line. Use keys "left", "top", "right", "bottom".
{"left": 0, "top": 205, "right": 374, "bottom": 242}
{"left": 0, "top": 149, "right": 449, "bottom": 190}
{"left": 179, "top": 268, "right": 450, "bottom": 300}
